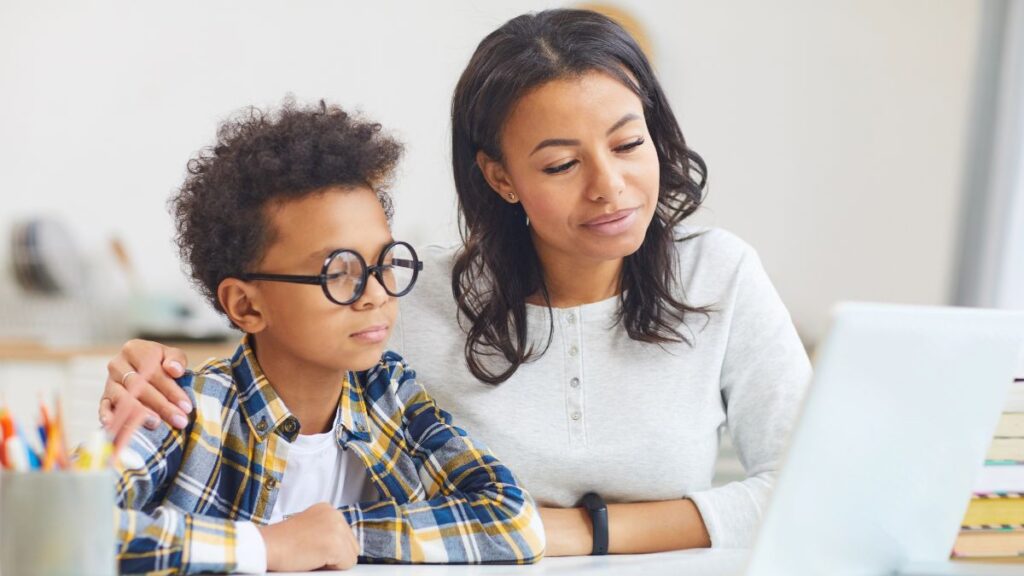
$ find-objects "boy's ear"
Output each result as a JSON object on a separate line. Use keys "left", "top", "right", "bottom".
{"left": 217, "top": 278, "right": 267, "bottom": 333}
{"left": 476, "top": 151, "right": 518, "bottom": 204}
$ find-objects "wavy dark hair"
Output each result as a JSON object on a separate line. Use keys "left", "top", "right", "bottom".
{"left": 171, "top": 98, "right": 402, "bottom": 325}
{"left": 451, "top": 9, "right": 710, "bottom": 384}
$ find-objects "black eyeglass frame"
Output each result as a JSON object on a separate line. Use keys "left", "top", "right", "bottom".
{"left": 239, "top": 240, "right": 423, "bottom": 306}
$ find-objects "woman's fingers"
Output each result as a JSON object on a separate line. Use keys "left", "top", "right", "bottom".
{"left": 107, "top": 393, "right": 149, "bottom": 454}
{"left": 99, "top": 341, "right": 196, "bottom": 455}
{"left": 99, "top": 386, "right": 115, "bottom": 426}
{"left": 122, "top": 370, "right": 190, "bottom": 430}
{"left": 106, "top": 341, "right": 193, "bottom": 426}
{"left": 149, "top": 361, "right": 193, "bottom": 416}
{"left": 124, "top": 341, "right": 192, "bottom": 414}
{"left": 161, "top": 347, "right": 189, "bottom": 378}
{"left": 100, "top": 374, "right": 155, "bottom": 427}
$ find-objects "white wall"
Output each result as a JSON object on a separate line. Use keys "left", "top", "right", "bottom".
{"left": 647, "top": 1, "right": 980, "bottom": 342}
{"left": 0, "top": 0, "right": 980, "bottom": 345}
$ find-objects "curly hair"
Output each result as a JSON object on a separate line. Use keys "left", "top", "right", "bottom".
{"left": 171, "top": 98, "right": 403, "bottom": 322}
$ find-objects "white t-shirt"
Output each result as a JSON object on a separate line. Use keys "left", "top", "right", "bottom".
{"left": 268, "top": 420, "right": 375, "bottom": 523}
{"left": 391, "top": 227, "right": 812, "bottom": 548}
{"left": 236, "top": 410, "right": 374, "bottom": 573}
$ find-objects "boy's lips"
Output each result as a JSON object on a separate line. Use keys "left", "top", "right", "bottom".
{"left": 350, "top": 324, "right": 389, "bottom": 343}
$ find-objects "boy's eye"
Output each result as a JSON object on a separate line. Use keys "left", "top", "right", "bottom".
{"left": 325, "top": 270, "right": 360, "bottom": 284}
{"left": 325, "top": 254, "right": 364, "bottom": 280}
{"left": 614, "top": 138, "right": 645, "bottom": 153}
{"left": 543, "top": 160, "right": 578, "bottom": 174}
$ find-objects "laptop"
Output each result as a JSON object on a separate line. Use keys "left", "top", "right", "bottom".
{"left": 743, "top": 303, "right": 1024, "bottom": 576}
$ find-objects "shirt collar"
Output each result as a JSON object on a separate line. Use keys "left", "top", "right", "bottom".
{"left": 338, "top": 366, "right": 372, "bottom": 445}
{"left": 231, "top": 335, "right": 372, "bottom": 444}
{"left": 232, "top": 335, "right": 300, "bottom": 442}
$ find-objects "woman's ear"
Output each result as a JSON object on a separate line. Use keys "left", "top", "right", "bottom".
{"left": 217, "top": 278, "right": 268, "bottom": 334}
{"left": 476, "top": 150, "right": 519, "bottom": 204}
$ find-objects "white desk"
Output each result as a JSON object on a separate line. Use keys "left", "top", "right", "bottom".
{"left": 274, "top": 549, "right": 1024, "bottom": 576}
{"left": 277, "top": 549, "right": 747, "bottom": 576}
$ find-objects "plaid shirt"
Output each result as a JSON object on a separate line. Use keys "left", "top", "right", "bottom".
{"left": 115, "top": 337, "right": 545, "bottom": 575}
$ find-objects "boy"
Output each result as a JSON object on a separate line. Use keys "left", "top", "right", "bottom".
{"left": 114, "top": 100, "right": 545, "bottom": 574}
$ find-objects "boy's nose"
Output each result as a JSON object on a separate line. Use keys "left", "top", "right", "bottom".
{"left": 354, "top": 272, "right": 390, "bottom": 310}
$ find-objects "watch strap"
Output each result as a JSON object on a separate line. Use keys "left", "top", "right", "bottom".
{"left": 579, "top": 492, "right": 608, "bottom": 555}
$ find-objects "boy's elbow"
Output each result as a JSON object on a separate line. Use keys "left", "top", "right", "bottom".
{"left": 518, "top": 502, "right": 546, "bottom": 564}
{"left": 478, "top": 488, "right": 546, "bottom": 564}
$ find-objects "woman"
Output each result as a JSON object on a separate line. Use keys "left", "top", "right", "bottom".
{"left": 100, "top": 9, "right": 810, "bottom": 556}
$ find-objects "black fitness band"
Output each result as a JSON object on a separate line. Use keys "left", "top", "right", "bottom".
{"left": 579, "top": 492, "right": 608, "bottom": 555}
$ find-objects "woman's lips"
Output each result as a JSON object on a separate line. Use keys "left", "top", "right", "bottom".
{"left": 581, "top": 208, "right": 639, "bottom": 236}
{"left": 350, "top": 325, "right": 389, "bottom": 344}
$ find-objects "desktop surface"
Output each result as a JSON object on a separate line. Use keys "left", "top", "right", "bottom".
{"left": 270, "top": 549, "right": 1023, "bottom": 576}
{"left": 276, "top": 549, "right": 747, "bottom": 576}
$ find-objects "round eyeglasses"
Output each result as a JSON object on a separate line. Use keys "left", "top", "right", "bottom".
{"left": 240, "top": 241, "right": 423, "bottom": 306}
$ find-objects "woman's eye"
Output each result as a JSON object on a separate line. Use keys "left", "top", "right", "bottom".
{"left": 543, "top": 160, "right": 578, "bottom": 174}
{"left": 615, "top": 138, "right": 645, "bottom": 153}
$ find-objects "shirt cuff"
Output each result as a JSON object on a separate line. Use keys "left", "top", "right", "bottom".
{"left": 686, "top": 480, "right": 765, "bottom": 549}
{"left": 233, "top": 521, "right": 268, "bottom": 574}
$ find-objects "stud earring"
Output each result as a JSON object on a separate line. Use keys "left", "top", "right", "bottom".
{"left": 507, "top": 192, "right": 517, "bottom": 202}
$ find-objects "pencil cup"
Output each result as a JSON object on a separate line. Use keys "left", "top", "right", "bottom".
{"left": 0, "top": 470, "right": 116, "bottom": 576}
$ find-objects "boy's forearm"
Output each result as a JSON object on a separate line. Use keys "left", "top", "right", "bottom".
{"left": 116, "top": 507, "right": 246, "bottom": 575}
{"left": 341, "top": 488, "right": 545, "bottom": 564}
{"left": 388, "top": 371, "right": 545, "bottom": 562}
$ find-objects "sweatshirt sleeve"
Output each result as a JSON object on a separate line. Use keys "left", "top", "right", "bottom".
{"left": 685, "top": 244, "right": 812, "bottom": 548}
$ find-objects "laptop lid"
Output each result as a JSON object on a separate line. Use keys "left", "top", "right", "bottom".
{"left": 745, "top": 303, "right": 1024, "bottom": 576}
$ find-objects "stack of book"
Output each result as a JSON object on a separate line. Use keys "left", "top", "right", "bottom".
{"left": 954, "top": 377, "right": 1024, "bottom": 559}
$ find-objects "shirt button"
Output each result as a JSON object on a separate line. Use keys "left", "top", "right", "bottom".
{"left": 568, "top": 345, "right": 578, "bottom": 357}
{"left": 566, "top": 312, "right": 576, "bottom": 325}
{"left": 356, "top": 423, "right": 367, "bottom": 433}
{"left": 265, "top": 478, "right": 277, "bottom": 490}
{"left": 256, "top": 419, "right": 268, "bottom": 432}
{"left": 570, "top": 377, "right": 580, "bottom": 388}
{"left": 283, "top": 420, "right": 297, "bottom": 434}
{"left": 571, "top": 411, "right": 581, "bottom": 421}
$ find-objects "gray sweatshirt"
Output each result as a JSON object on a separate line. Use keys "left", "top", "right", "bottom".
{"left": 391, "top": 227, "right": 812, "bottom": 548}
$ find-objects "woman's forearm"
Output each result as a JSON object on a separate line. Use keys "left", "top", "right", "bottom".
{"left": 540, "top": 498, "right": 711, "bottom": 556}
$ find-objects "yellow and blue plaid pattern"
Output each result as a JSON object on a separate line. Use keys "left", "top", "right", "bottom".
{"left": 115, "top": 337, "right": 545, "bottom": 574}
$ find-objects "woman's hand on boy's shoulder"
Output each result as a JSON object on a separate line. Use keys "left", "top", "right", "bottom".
{"left": 99, "top": 339, "right": 194, "bottom": 452}
{"left": 258, "top": 502, "right": 359, "bottom": 571}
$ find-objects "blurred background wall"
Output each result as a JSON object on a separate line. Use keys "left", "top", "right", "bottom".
{"left": 0, "top": 0, "right": 1014, "bottom": 349}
